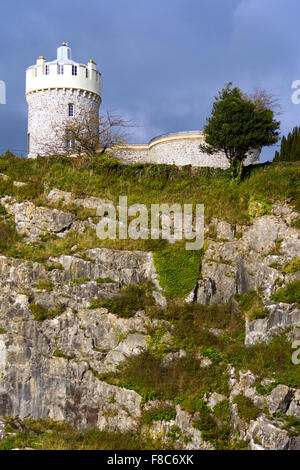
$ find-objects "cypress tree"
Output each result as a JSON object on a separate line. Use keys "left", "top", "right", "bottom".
{"left": 273, "top": 127, "right": 300, "bottom": 162}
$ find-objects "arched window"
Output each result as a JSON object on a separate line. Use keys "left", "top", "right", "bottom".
{"left": 68, "top": 104, "right": 74, "bottom": 117}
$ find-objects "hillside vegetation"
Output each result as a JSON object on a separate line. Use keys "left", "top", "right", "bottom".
{"left": 0, "top": 152, "right": 299, "bottom": 224}
{"left": 0, "top": 153, "right": 299, "bottom": 450}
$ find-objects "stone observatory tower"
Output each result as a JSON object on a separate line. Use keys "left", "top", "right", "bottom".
{"left": 26, "top": 42, "right": 102, "bottom": 158}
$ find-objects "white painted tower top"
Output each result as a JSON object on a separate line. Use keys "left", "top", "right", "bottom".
{"left": 26, "top": 42, "right": 101, "bottom": 97}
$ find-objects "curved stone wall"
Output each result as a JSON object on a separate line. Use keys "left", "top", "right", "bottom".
{"left": 27, "top": 88, "right": 100, "bottom": 158}
{"left": 114, "top": 131, "right": 260, "bottom": 168}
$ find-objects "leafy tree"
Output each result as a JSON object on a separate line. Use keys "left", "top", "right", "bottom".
{"left": 200, "top": 83, "right": 280, "bottom": 178}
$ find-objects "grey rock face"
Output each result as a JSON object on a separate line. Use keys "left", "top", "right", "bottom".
{"left": 247, "top": 416, "right": 291, "bottom": 450}
{"left": 0, "top": 198, "right": 299, "bottom": 449}
{"left": 148, "top": 405, "right": 214, "bottom": 450}
{"left": 47, "top": 188, "right": 114, "bottom": 211}
{"left": 0, "top": 291, "right": 149, "bottom": 432}
{"left": 216, "top": 220, "right": 236, "bottom": 241}
{"left": 1, "top": 197, "right": 74, "bottom": 241}
{"left": 188, "top": 207, "right": 300, "bottom": 347}
{"left": 0, "top": 418, "right": 5, "bottom": 441}
{"left": 207, "top": 392, "right": 226, "bottom": 410}
{"left": 47, "top": 188, "right": 73, "bottom": 205}
{"left": 228, "top": 368, "right": 300, "bottom": 449}
{"left": 245, "top": 304, "right": 300, "bottom": 346}
{"left": 269, "top": 385, "right": 295, "bottom": 414}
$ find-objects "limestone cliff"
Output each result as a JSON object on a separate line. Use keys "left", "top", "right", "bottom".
{"left": 0, "top": 186, "right": 299, "bottom": 450}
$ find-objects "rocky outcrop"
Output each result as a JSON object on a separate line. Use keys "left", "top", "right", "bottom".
{"left": 228, "top": 366, "right": 300, "bottom": 449}
{"left": 197, "top": 213, "right": 299, "bottom": 306}
{"left": 1, "top": 197, "right": 76, "bottom": 241}
{"left": 0, "top": 289, "right": 150, "bottom": 431}
{"left": 245, "top": 304, "right": 300, "bottom": 346}
{"left": 47, "top": 188, "right": 114, "bottom": 211}
{"left": 191, "top": 204, "right": 300, "bottom": 346}
{"left": 0, "top": 193, "right": 299, "bottom": 449}
{"left": 0, "top": 244, "right": 163, "bottom": 311}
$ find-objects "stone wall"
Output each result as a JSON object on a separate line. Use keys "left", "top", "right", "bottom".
{"left": 27, "top": 88, "right": 101, "bottom": 158}
{"left": 113, "top": 131, "right": 261, "bottom": 168}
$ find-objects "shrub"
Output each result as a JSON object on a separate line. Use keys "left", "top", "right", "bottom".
{"left": 290, "top": 217, "right": 300, "bottom": 229}
{"left": 89, "top": 282, "right": 155, "bottom": 317}
{"left": 53, "top": 349, "right": 74, "bottom": 360}
{"left": 71, "top": 278, "right": 90, "bottom": 286}
{"left": 248, "top": 196, "right": 273, "bottom": 217}
{"left": 271, "top": 280, "right": 300, "bottom": 306}
{"left": 141, "top": 406, "right": 176, "bottom": 424}
{"left": 95, "top": 277, "right": 118, "bottom": 284}
{"left": 193, "top": 401, "right": 231, "bottom": 450}
{"left": 32, "top": 281, "right": 54, "bottom": 292}
{"left": 232, "top": 394, "right": 262, "bottom": 423}
{"left": 29, "top": 303, "right": 66, "bottom": 321}
{"left": 281, "top": 259, "right": 300, "bottom": 274}
{"left": 234, "top": 291, "right": 268, "bottom": 320}
{"left": 202, "top": 347, "right": 222, "bottom": 364}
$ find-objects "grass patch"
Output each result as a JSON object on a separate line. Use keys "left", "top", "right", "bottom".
{"left": 254, "top": 380, "right": 279, "bottom": 396}
{"left": 193, "top": 400, "right": 232, "bottom": 450}
{"left": 141, "top": 406, "right": 176, "bottom": 425}
{"left": 89, "top": 282, "right": 155, "bottom": 317}
{"left": 290, "top": 216, "right": 300, "bottom": 229}
{"left": 29, "top": 303, "right": 67, "bottom": 321}
{"left": 53, "top": 349, "right": 74, "bottom": 360}
{"left": 281, "top": 415, "right": 300, "bottom": 437}
{"left": 226, "top": 333, "right": 300, "bottom": 388}
{"left": 71, "top": 278, "right": 90, "bottom": 286}
{"left": 1, "top": 154, "right": 299, "bottom": 232}
{"left": 147, "top": 302, "right": 245, "bottom": 355}
{"left": 98, "top": 351, "right": 230, "bottom": 409}
{"left": 281, "top": 258, "right": 300, "bottom": 274}
{"left": 232, "top": 394, "right": 262, "bottom": 423}
{"left": 153, "top": 244, "right": 203, "bottom": 299}
{"left": 45, "top": 262, "right": 64, "bottom": 271}
{"left": 0, "top": 417, "right": 169, "bottom": 450}
{"left": 234, "top": 291, "right": 268, "bottom": 320}
{"left": 95, "top": 277, "right": 118, "bottom": 284}
{"left": 32, "top": 280, "right": 54, "bottom": 292}
{"left": 271, "top": 280, "right": 300, "bottom": 306}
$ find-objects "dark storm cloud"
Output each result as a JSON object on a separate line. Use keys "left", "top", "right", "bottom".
{"left": 0, "top": 0, "right": 299, "bottom": 161}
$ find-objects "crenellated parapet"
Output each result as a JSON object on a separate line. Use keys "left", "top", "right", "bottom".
{"left": 26, "top": 43, "right": 101, "bottom": 158}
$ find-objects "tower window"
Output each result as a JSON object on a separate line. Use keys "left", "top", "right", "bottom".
{"left": 45, "top": 65, "right": 50, "bottom": 75}
{"left": 35, "top": 68, "right": 37, "bottom": 77}
{"left": 72, "top": 65, "right": 77, "bottom": 76}
{"left": 68, "top": 104, "right": 74, "bottom": 117}
{"left": 86, "top": 69, "right": 89, "bottom": 79}
{"left": 58, "top": 64, "right": 64, "bottom": 75}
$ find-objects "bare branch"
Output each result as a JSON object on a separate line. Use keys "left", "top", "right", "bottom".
{"left": 243, "top": 88, "right": 282, "bottom": 115}
{"left": 45, "top": 109, "right": 136, "bottom": 158}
